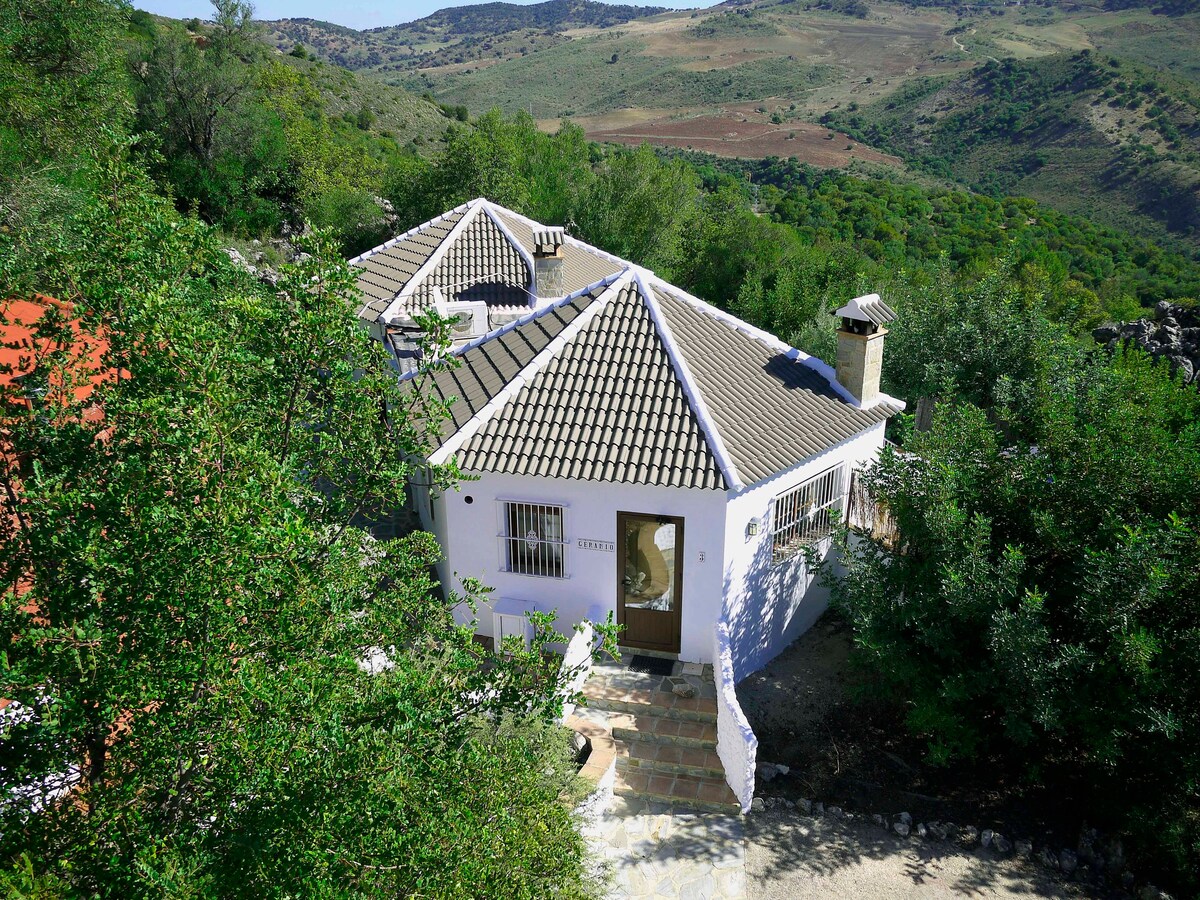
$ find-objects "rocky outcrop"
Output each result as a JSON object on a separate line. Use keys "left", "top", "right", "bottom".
{"left": 1093, "top": 301, "right": 1200, "bottom": 385}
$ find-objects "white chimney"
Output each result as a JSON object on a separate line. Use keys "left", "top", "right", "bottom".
{"left": 532, "top": 227, "right": 565, "bottom": 300}
{"left": 832, "top": 293, "right": 896, "bottom": 406}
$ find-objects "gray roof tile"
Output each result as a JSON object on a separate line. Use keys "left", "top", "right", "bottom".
{"left": 424, "top": 210, "right": 530, "bottom": 306}
{"left": 492, "top": 208, "right": 623, "bottom": 294}
{"left": 374, "top": 201, "right": 902, "bottom": 489}
{"left": 655, "top": 288, "right": 901, "bottom": 485}
{"left": 351, "top": 209, "right": 466, "bottom": 321}
{"left": 419, "top": 280, "right": 726, "bottom": 490}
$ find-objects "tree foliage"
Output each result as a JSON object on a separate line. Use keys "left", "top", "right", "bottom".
{"left": 828, "top": 273, "right": 1200, "bottom": 889}
{"left": 0, "top": 9, "right": 614, "bottom": 891}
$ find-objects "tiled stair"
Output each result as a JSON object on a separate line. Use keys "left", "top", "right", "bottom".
{"left": 580, "top": 653, "right": 740, "bottom": 815}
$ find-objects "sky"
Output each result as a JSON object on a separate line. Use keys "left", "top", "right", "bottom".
{"left": 136, "top": 0, "right": 704, "bottom": 31}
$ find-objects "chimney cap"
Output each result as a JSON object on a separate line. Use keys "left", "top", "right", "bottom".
{"left": 832, "top": 292, "right": 896, "bottom": 327}
{"left": 533, "top": 227, "right": 565, "bottom": 256}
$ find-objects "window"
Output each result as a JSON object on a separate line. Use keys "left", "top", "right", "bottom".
{"left": 500, "top": 501, "right": 567, "bottom": 578}
{"left": 771, "top": 465, "right": 846, "bottom": 563}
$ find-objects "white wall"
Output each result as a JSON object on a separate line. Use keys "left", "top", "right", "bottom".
{"left": 721, "top": 422, "right": 887, "bottom": 681}
{"left": 713, "top": 622, "right": 757, "bottom": 813}
{"left": 438, "top": 471, "right": 728, "bottom": 663}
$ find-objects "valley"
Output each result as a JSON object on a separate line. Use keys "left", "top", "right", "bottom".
{"left": 262, "top": 0, "right": 1200, "bottom": 245}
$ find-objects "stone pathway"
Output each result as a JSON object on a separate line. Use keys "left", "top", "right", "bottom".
{"left": 584, "top": 794, "right": 746, "bottom": 899}
{"left": 572, "top": 651, "right": 747, "bottom": 898}
{"left": 582, "top": 653, "right": 739, "bottom": 813}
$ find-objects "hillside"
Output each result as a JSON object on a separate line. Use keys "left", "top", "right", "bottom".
{"left": 280, "top": 53, "right": 455, "bottom": 149}
{"left": 119, "top": 10, "right": 462, "bottom": 250}
{"left": 250, "top": 0, "right": 1200, "bottom": 243}
{"left": 263, "top": 0, "right": 665, "bottom": 73}
{"left": 828, "top": 51, "right": 1200, "bottom": 244}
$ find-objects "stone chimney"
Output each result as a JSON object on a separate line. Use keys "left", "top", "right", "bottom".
{"left": 532, "top": 227, "right": 565, "bottom": 300}
{"left": 832, "top": 293, "right": 896, "bottom": 406}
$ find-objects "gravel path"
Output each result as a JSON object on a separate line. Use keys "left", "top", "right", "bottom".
{"left": 746, "top": 806, "right": 1087, "bottom": 899}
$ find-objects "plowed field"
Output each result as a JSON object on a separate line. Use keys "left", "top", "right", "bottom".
{"left": 586, "top": 116, "right": 901, "bottom": 167}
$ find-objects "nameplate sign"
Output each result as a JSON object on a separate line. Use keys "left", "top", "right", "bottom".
{"left": 577, "top": 539, "right": 615, "bottom": 553}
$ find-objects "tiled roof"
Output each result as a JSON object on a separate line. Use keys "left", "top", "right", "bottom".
{"left": 655, "top": 287, "right": 902, "bottom": 485}
{"left": 421, "top": 286, "right": 604, "bottom": 440}
{"left": 413, "top": 268, "right": 903, "bottom": 492}
{"left": 349, "top": 199, "right": 623, "bottom": 324}
{"left": 491, "top": 208, "right": 624, "bottom": 294}
{"left": 424, "top": 209, "right": 529, "bottom": 307}
{"left": 453, "top": 280, "right": 726, "bottom": 490}
{"left": 351, "top": 207, "right": 467, "bottom": 322}
{"left": 363, "top": 199, "right": 904, "bottom": 490}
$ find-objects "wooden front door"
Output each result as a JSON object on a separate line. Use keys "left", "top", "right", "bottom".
{"left": 616, "top": 512, "right": 683, "bottom": 654}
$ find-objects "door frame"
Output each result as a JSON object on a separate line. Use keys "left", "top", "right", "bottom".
{"left": 616, "top": 511, "right": 684, "bottom": 654}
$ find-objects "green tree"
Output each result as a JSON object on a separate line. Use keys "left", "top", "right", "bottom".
{"left": 0, "top": 0, "right": 131, "bottom": 262}
{"left": 574, "top": 145, "right": 701, "bottom": 279}
{"left": 829, "top": 319, "right": 1200, "bottom": 889}
{"left": 0, "top": 142, "right": 612, "bottom": 898}
{"left": 881, "top": 260, "right": 1069, "bottom": 423}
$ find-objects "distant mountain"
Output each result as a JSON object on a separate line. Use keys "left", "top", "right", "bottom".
{"left": 829, "top": 51, "right": 1200, "bottom": 246}
{"left": 386, "top": 0, "right": 668, "bottom": 34}
{"left": 263, "top": 0, "right": 666, "bottom": 74}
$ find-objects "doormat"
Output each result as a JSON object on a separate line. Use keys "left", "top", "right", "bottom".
{"left": 628, "top": 655, "right": 674, "bottom": 677}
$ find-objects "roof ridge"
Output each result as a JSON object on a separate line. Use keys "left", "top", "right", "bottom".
{"left": 380, "top": 200, "right": 487, "bottom": 323}
{"left": 648, "top": 276, "right": 874, "bottom": 409}
{"left": 347, "top": 198, "right": 477, "bottom": 267}
{"left": 633, "top": 269, "right": 743, "bottom": 492}
{"left": 489, "top": 203, "right": 632, "bottom": 270}
{"left": 428, "top": 269, "right": 634, "bottom": 466}
{"left": 478, "top": 200, "right": 537, "bottom": 298}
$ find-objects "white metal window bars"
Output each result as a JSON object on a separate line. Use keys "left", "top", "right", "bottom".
{"left": 501, "top": 501, "right": 567, "bottom": 578}
{"left": 771, "top": 465, "right": 846, "bottom": 564}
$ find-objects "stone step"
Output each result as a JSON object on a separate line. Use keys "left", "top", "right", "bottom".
{"left": 581, "top": 682, "right": 718, "bottom": 724}
{"left": 616, "top": 646, "right": 679, "bottom": 660}
{"left": 615, "top": 739, "right": 725, "bottom": 779}
{"left": 614, "top": 768, "right": 740, "bottom": 815}
{"left": 609, "top": 713, "right": 717, "bottom": 750}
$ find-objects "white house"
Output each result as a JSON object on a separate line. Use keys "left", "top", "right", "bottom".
{"left": 351, "top": 198, "right": 903, "bottom": 682}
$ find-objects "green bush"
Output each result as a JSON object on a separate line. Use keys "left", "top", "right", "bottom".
{"left": 829, "top": 269, "right": 1200, "bottom": 891}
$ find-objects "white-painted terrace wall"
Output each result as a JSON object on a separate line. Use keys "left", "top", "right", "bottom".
{"left": 557, "top": 622, "right": 595, "bottom": 723}
{"left": 721, "top": 422, "right": 887, "bottom": 681}
{"left": 429, "top": 471, "right": 729, "bottom": 664}
{"left": 713, "top": 622, "right": 757, "bottom": 813}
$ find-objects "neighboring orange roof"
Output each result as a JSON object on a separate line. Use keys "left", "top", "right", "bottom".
{"left": 2, "top": 296, "right": 141, "bottom": 792}
{"left": 1, "top": 295, "right": 119, "bottom": 416}
{"left": 3, "top": 294, "right": 125, "bottom": 625}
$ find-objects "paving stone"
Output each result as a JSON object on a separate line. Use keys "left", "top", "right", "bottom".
{"left": 678, "top": 873, "right": 716, "bottom": 899}
{"left": 582, "top": 660, "right": 746, "bottom": 898}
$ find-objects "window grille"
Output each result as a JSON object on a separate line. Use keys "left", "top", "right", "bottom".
{"left": 500, "top": 501, "right": 567, "bottom": 578}
{"left": 771, "top": 465, "right": 846, "bottom": 563}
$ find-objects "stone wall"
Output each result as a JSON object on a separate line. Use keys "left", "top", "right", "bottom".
{"left": 1094, "top": 301, "right": 1200, "bottom": 384}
